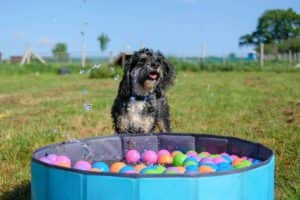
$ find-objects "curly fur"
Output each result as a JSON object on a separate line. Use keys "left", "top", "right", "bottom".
{"left": 111, "top": 48, "right": 175, "bottom": 134}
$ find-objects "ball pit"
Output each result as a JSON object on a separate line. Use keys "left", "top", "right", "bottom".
{"left": 32, "top": 133, "right": 274, "bottom": 200}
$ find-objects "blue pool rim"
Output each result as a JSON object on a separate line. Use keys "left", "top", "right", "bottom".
{"left": 31, "top": 132, "right": 274, "bottom": 178}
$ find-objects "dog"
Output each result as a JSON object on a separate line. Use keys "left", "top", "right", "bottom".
{"left": 111, "top": 48, "right": 175, "bottom": 134}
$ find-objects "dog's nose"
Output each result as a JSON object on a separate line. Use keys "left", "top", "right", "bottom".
{"left": 151, "top": 63, "right": 159, "bottom": 69}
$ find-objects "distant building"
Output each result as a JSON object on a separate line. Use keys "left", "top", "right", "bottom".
{"left": 10, "top": 56, "right": 22, "bottom": 64}
{"left": 113, "top": 52, "right": 133, "bottom": 68}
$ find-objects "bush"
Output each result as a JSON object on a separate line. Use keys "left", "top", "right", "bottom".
{"left": 89, "top": 64, "right": 123, "bottom": 79}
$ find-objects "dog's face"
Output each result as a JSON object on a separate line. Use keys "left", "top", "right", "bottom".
{"left": 119, "top": 48, "right": 174, "bottom": 98}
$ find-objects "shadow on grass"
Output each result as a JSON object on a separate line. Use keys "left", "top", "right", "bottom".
{"left": 1, "top": 181, "right": 30, "bottom": 200}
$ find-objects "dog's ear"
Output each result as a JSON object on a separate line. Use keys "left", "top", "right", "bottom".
{"left": 118, "top": 52, "right": 140, "bottom": 98}
{"left": 158, "top": 51, "right": 175, "bottom": 90}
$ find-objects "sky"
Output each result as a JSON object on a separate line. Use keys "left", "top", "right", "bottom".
{"left": 0, "top": 0, "right": 299, "bottom": 58}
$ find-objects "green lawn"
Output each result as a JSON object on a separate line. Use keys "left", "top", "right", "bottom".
{"left": 0, "top": 72, "right": 299, "bottom": 199}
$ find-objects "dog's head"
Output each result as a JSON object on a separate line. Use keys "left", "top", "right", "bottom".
{"left": 118, "top": 48, "right": 174, "bottom": 98}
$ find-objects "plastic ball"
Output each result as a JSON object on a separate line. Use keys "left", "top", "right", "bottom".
{"left": 253, "top": 159, "right": 261, "bottom": 165}
{"left": 125, "top": 149, "right": 141, "bottom": 164}
{"left": 185, "top": 165, "right": 199, "bottom": 172}
{"left": 213, "top": 157, "right": 226, "bottom": 164}
{"left": 209, "top": 154, "right": 220, "bottom": 159}
{"left": 199, "top": 165, "right": 216, "bottom": 173}
{"left": 55, "top": 155, "right": 71, "bottom": 165}
{"left": 183, "top": 157, "right": 199, "bottom": 167}
{"left": 176, "top": 166, "right": 186, "bottom": 174}
{"left": 165, "top": 167, "right": 180, "bottom": 174}
{"left": 200, "top": 157, "right": 214, "bottom": 165}
{"left": 90, "top": 168, "right": 101, "bottom": 172}
{"left": 45, "top": 154, "right": 57, "bottom": 162}
{"left": 152, "top": 165, "right": 166, "bottom": 173}
{"left": 120, "top": 166, "right": 136, "bottom": 174}
{"left": 142, "top": 150, "right": 158, "bottom": 165}
{"left": 39, "top": 157, "right": 53, "bottom": 165}
{"left": 158, "top": 149, "right": 170, "bottom": 157}
{"left": 158, "top": 154, "right": 173, "bottom": 165}
{"left": 186, "top": 150, "right": 198, "bottom": 157}
{"left": 232, "top": 158, "right": 244, "bottom": 167}
{"left": 55, "top": 162, "right": 71, "bottom": 168}
{"left": 217, "top": 163, "right": 233, "bottom": 172}
{"left": 189, "top": 155, "right": 201, "bottom": 162}
{"left": 171, "top": 150, "right": 182, "bottom": 158}
{"left": 73, "top": 160, "right": 92, "bottom": 171}
{"left": 199, "top": 163, "right": 218, "bottom": 171}
{"left": 230, "top": 155, "right": 239, "bottom": 161}
{"left": 173, "top": 153, "right": 187, "bottom": 166}
{"left": 92, "top": 162, "right": 109, "bottom": 172}
{"left": 234, "top": 160, "right": 252, "bottom": 169}
{"left": 221, "top": 155, "right": 232, "bottom": 163}
{"left": 135, "top": 163, "right": 146, "bottom": 173}
{"left": 110, "top": 162, "right": 126, "bottom": 173}
{"left": 198, "top": 152, "right": 210, "bottom": 158}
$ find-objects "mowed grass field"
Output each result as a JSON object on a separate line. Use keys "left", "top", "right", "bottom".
{"left": 0, "top": 71, "right": 299, "bottom": 199}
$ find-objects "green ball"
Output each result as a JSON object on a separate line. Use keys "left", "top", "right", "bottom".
{"left": 144, "top": 169, "right": 161, "bottom": 174}
{"left": 234, "top": 160, "right": 252, "bottom": 169}
{"left": 154, "top": 165, "right": 166, "bottom": 173}
{"left": 165, "top": 170, "right": 178, "bottom": 174}
{"left": 209, "top": 154, "right": 220, "bottom": 159}
{"left": 173, "top": 153, "right": 187, "bottom": 166}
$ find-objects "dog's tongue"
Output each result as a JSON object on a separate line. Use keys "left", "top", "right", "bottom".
{"left": 149, "top": 73, "right": 158, "bottom": 80}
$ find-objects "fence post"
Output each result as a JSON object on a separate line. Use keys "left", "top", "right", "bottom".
{"left": 260, "top": 43, "right": 264, "bottom": 68}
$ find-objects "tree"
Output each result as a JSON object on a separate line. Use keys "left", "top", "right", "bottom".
{"left": 97, "top": 33, "right": 110, "bottom": 53}
{"left": 52, "top": 43, "right": 68, "bottom": 61}
{"left": 239, "top": 8, "right": 300, "bottom": 47}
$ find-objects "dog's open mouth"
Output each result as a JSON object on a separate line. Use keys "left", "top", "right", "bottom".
{"left": 147, "top": 71, "right": 159, "bottom": 81}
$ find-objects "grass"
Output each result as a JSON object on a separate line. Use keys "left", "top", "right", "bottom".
{"left": 0, "top": 71, "right": 299, "bottom": 199}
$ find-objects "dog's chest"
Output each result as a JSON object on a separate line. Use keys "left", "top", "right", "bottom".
{"left": 124, "top": 100, "right": 155, "bottom": 131}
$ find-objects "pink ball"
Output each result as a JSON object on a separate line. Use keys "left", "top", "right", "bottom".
{"left": 73, "top": 160, "right": 92, "bottom": 171}
{"left": 213, "top": 157, "right": 226, "bottom": 164}
{"left": 186, "top": 150, "right": 198, "bottom": 157}
{"left": 230, "top": 155, "right": 239, "bottom": 161}
{"left": 55, "top": 155, "right": 71, "bottom": 165}
{"left": 125, "top": 149, "right": 141, "bottom": 164}
{"left": 142, "top": 150, "right": 158, "bottom": 165}
{"left": 158, "top": 149, "right": 170, "bottom": 157}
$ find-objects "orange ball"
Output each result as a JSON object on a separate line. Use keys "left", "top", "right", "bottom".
{"left": 55, "top": 162, "right": 71, "bottom": 168}
{"left": 90, "top": 168, "right": 101, "bottom": 172}
{"left": 110, "top": 162, "right": 126, "bottom": 173}
{"left": 135, "top": 163, "right": 146, "bottom": 173}
{"left": 232, "top": 158, "right": 243, "bottom": 167}
{"left": 158, "top": 154, "right": 173, "bottom": 165}
{"left": 199, "top": 166, "right": 215, "bottom": 173}
{"left": 176, "top": 166, "right": 186, "bottom": 174}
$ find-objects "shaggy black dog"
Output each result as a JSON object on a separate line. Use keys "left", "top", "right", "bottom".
{"left": 112, "top": 48, "right": 175, "bottom": 134}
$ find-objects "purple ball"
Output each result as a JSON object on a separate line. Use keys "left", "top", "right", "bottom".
{"left": 73, "top": 160, "right": 92, "bottom": 171}
{"left": 39, "top": 157, "right": 53, "bottom": 164}
{"left": 201, "top": 157, "right": 214, "bottom": 165}
{"left": 186, "top": 150, "right": 198, "bottom": 157}
{"left": 46, "top": 154, "right": 57, "bottom": 162}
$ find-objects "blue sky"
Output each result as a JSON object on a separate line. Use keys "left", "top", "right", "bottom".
{"left": 0, "top": 0, "right": 299, "bottom": 58}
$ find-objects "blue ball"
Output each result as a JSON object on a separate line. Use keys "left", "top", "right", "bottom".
{"left": 185, "top": 165, "right": 198, "bottom": 172}
{"left": 183, "top": 157, "right": 199, "bottom": 166}
{"left": 253, "top": 159, "right": 261, "bottom": 165}
{"left": 221, "top": 155, "right": 232, "bottom": 164}
{"left": 92, "top": 162, "right": 109, "bottom": 172}
{"left": 217, "top": 163, "right": 233, "bottom": 172}
{"left": 119, "top": 166, "right": 135, "bottom": 173}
